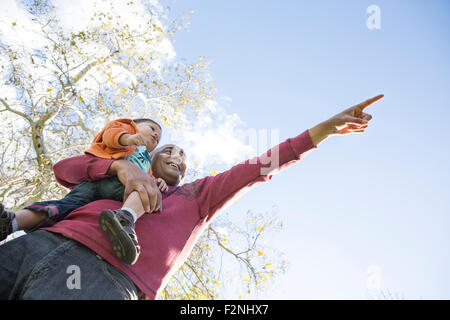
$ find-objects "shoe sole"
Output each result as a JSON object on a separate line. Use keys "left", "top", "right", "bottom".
{"left": 98, "top": 209, "right": 138, "bottom": 265}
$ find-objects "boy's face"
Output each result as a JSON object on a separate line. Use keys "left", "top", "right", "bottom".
{"left": 136, "top": 121, "right": 161, "bottom": 152}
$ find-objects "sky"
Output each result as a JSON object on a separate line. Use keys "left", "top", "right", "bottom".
{"left": 1, "top": 0, "right": 449, "bottom": 300}
{"left": 159, "top": 0, "right": 450, "bottom": 299}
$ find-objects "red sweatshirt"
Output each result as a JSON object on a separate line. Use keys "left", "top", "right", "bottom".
{"left": 43, "top": 129, "right": 317, "bottom": 299}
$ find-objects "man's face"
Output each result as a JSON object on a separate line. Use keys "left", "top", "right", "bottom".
{"left": 136, "top": 122, "right": 161, "bottom": 152}
{"left": 151, "top": 144, "right": 187, "bottom": 186}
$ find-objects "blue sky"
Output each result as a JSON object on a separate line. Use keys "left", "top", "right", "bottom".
{"left": 162, "top": 0, "right": 450, "bottom": 299}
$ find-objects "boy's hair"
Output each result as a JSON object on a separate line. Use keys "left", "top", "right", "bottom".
{"left": 133, "top": 118, "right": 162, "bottom": 131}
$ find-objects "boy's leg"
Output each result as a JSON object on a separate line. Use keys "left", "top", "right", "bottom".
{"left": 14, "top": 209, "right": 47, "bottom": 231}
{"left": 96, "top": 177, "right": 146, "bottom": 219}
{"left": 122, "top": 191, "right": 146, "bottom": 219}
{"left": 96, "top": 177, "right": 144, "bottom": 265}
{"left": 95, "top": 176, "right": 126, "bottom": 202}
{"left": 96, "top": 177, "right": 147, "bottom": 217}
{"left": 15, "top": 181, "right": 99, "bottom": 232}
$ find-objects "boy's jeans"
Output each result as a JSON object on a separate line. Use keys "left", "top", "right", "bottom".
{"left": 25, "top": 177, "right": 125, "bottom": 230}
{"left": 0, "top": 230, "right": 138, "bottom": 299}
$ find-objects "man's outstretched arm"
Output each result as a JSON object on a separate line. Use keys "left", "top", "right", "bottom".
{"left": 192, "top": 94, "right": 384, "bottom": 222}
{"left": 52, "top": 154, "right": 115, "bottom": 189}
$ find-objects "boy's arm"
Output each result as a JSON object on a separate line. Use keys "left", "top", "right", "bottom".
{"left": 101, "top": 119, "right": 138, "bottom": 149}
{"left": 118, "top": 132, "right": 146, "bottom": 147}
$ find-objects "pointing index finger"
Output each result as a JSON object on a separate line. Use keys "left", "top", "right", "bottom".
{"left": 357, "top": 94, "right": 384, "bottom": 111}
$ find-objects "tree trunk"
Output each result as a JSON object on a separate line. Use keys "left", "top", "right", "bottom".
{"left": 31, "top": 122, "right": 53, "bottom": 173}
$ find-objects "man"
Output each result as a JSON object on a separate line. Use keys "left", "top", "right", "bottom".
{"left": 0, "top": 95, "right": 383, "bottom": 299}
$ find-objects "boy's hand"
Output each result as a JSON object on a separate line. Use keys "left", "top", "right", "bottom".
{"left": 119, "top": 133, "right": 147, "bottom": 147}
{"left": 156, "top": 178, "right": 168, "bottom": 193}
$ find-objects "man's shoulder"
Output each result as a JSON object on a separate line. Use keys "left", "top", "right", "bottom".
{"left": 168, "top": 179, "right": 206, "bottom": 201}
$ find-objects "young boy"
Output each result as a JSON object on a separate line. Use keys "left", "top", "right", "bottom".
{"left": 0, "top": 118, "right": 166, "bottom": 265}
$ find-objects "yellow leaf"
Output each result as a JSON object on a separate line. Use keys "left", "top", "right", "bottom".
{"left": 257, "top": 251, "right": 264, "bottom": 257}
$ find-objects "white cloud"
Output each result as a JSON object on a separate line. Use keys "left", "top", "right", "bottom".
{"left": 53, "top": 0, "right": 152, "bottom": 33}
{"left": 0, "top": 0, "right": 43, "bottom": 49}
{"left": 167, "top": 99, "right": 254, "bottom": 173}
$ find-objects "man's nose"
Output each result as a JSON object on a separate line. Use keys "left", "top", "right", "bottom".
{"left": 171, "top": 155, "right": 182, "bottom": 164}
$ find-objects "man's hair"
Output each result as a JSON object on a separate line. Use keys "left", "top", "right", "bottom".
{"left": 133, "top": 118, "right": 162, "bottom": 131}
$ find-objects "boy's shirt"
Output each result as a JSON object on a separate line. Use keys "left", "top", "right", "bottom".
{"left": 85, "top": 119, "right": 139, "bottom": 159}
{"left": 85, "top": 118, "right": 153, "bottom": 175}
{"left": 124, "top": 145, "right": 152, "bottom": 174}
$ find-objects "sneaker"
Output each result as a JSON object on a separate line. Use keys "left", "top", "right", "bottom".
{"left": 0, "top": 203, "right": 16, "bottom": 241}
{"left": 98, "top": 209, "right": 141, "bottom": 265}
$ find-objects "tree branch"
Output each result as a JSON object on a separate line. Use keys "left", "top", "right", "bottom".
{"left": 0, "top": 98, "right": 32, "bottom": 123}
